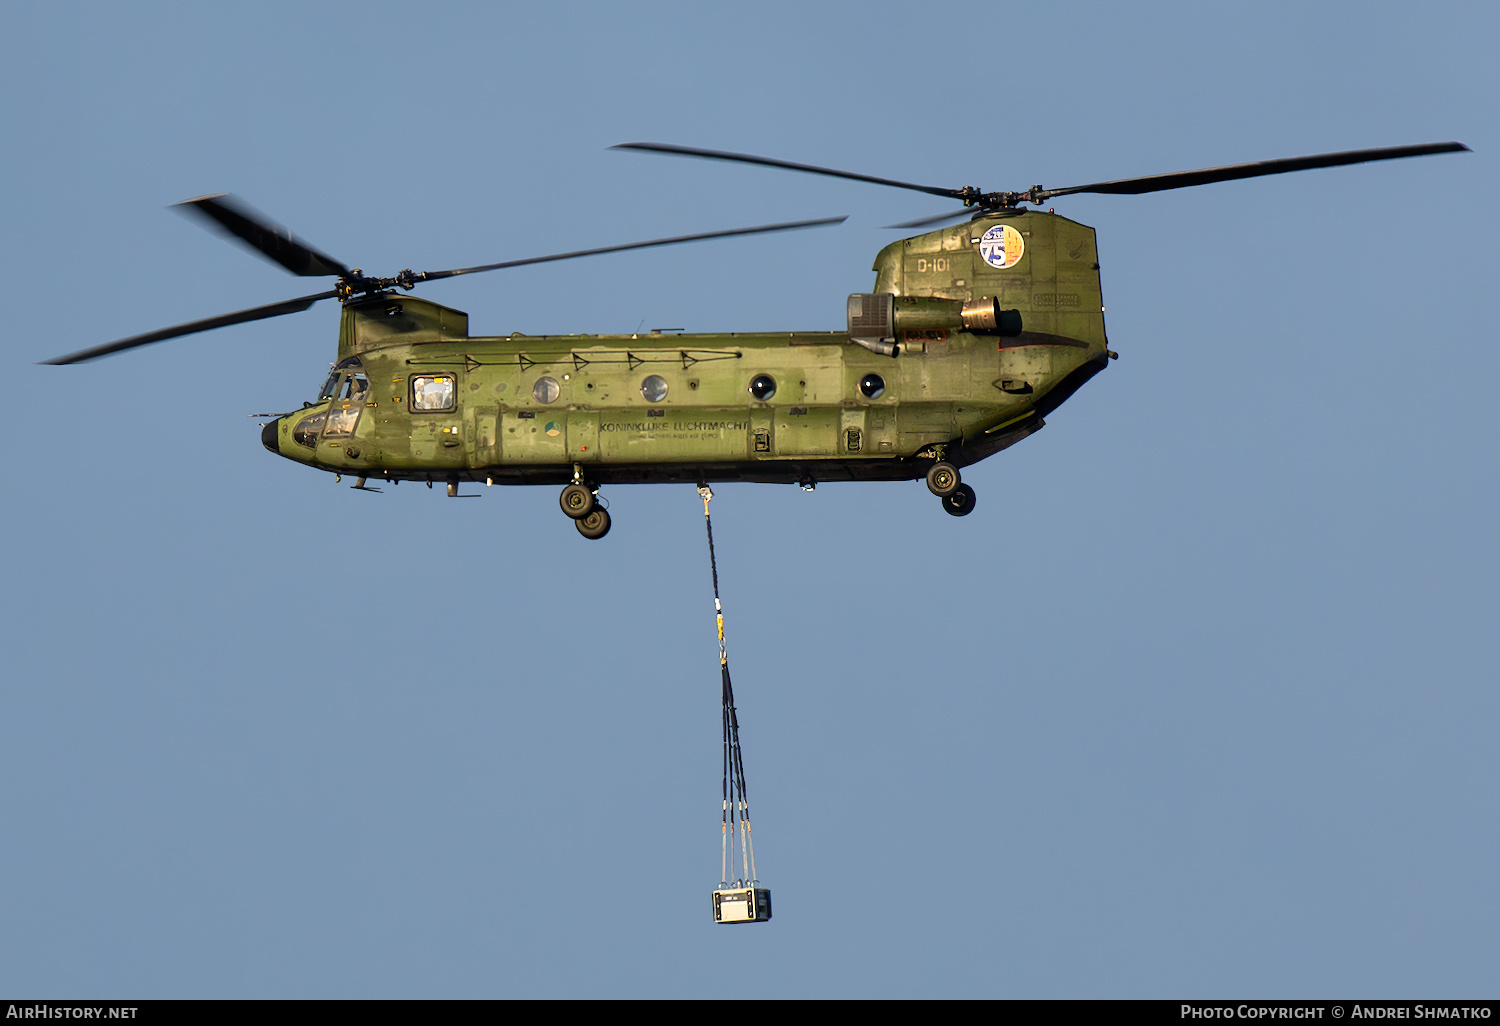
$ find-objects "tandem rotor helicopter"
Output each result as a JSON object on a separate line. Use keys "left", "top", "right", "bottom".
{"left": 46, "top": 141, "right": 1468, "bottom": 539}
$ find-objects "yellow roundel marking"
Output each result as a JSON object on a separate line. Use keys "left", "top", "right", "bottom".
{"left": 979, "top": 224, "right": 1025, "bottom": 269}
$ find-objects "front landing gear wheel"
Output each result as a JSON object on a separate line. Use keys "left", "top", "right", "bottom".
{"left": 942, "top": 483, "right": 976, "bottom": 517}
{"left": 560, "top": 482, "right": 595, "bottom": 519}
{"left": 576, "top": 508, "right": 612, "bottom": 539}
{"left": 926, "top": 461, "right": 960, "bottom": 497}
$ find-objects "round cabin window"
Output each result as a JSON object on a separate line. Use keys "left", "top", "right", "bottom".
{"left": 532, "top": 376, "right": 561, "bottom": 404}
{"left": 640, "top": 375, "right": 668, "bottom": 403}
{"left": 859, "top": 373, "right": 886, "bottom": 399}
{"left": 748, "top": 374, "right": 777, "bottom": 401}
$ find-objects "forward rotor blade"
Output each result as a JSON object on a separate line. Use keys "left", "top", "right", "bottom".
{"left": 612, "top": 142, "right": 965, "bottom": 201}
{"left": 42, "top": 291, "right": 337, "bottom": 365}
{"left": 174, "top": 194, "right": 351, "bottom": 277}
{"left": 883, "top": 207, "right": 976, "bottom": 230}
{"left": 1043, "top": 142, "right": 1471, "bottom": 200}
{"left": 418, "top": 216, "right": 848, "bottom": 281}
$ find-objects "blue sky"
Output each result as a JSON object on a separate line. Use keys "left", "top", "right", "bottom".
{"left": 1, "top": 0, "right": 1494, "bottom": 998}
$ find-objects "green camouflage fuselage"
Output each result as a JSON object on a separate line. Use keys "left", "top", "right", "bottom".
{"left": 265, "top": 209, "right": 1111, "bottom": 487}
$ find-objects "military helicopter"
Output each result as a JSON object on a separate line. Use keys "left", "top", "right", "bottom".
{"left": 45, "top": 141, "right": 1467, "bottom": 539}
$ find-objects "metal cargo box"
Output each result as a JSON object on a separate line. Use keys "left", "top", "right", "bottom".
{"left": 712, "top": 887, "right": 771, "bottom": 924}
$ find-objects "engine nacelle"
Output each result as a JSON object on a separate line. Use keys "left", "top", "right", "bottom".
{"left": 847, "top": 293, "right": 1021, "bottom": 355}
{"left": 956, "top": 296, "right": 1023, "bottom": 337}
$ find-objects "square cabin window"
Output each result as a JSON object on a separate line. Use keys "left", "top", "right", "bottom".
{"left": 411, "top": 374, "right": 456, "bottom": 412}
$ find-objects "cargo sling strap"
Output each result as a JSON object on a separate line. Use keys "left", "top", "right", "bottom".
{"left": 699, "top": 485, "right": 760, "bottom": 890}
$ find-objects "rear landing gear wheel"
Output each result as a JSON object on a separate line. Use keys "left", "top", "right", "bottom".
{"left": 942, "top": 483, "right": 976, "bottom": 517}
{"left": 926, "top": 461, "right": 960, "bottom": 497}
{"left": 560, "top": 482, "right": 595, "bottom": 519}
{"left": 576, "top": 508, "right": 612, "bottom": 539}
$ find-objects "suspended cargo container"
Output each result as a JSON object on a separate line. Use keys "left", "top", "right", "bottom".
{"left": 712, "top": 886, "right": 771, "bottom": 924}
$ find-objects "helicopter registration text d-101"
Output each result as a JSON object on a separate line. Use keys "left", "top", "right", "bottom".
{"left": 46, "top": 141, "right": 1467, "bottom": 538}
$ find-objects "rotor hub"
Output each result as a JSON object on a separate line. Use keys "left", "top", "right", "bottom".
{"left": 335, "top": 269, "right": 426, "bottom": 302}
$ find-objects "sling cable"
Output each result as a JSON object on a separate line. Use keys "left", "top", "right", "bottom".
{"left": 700, "top": 485, "right": 772, "bottom": 924}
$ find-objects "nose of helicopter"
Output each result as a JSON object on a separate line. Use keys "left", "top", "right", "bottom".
{"left": 261, "top": 417, "right": 281, "bottom": 454}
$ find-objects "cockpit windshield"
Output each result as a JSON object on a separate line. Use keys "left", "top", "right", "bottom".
{"left": 316, "top": 356, "right": 368, "bottom": 402}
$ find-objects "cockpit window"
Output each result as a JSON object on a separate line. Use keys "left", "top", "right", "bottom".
{"left": 318, "top": 357, "right": 367, "bottom": 402}
{"left": 293, "top": 411, "right": 326, "bottom": 447}
{"left": 324, "top": 404, "right": 361, "bottom": 437}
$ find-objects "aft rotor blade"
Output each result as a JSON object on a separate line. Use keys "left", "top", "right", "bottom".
{"left": 42, "top": 290, "right": 337, "bottom": 365}
{"left": 175, "top": 194, "right": 351, "bottom": 277}
{"left": 1043, "top": 142, "right": 1471, "bottom": 200}
{"left": 612, "top": 142, "right": 966, "bottom": 201}
{"left": 883, "top": 207, "right": 976, "bottom": 230}
{"left": 418, "top": 216, "right": 848, "bottom": 281}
